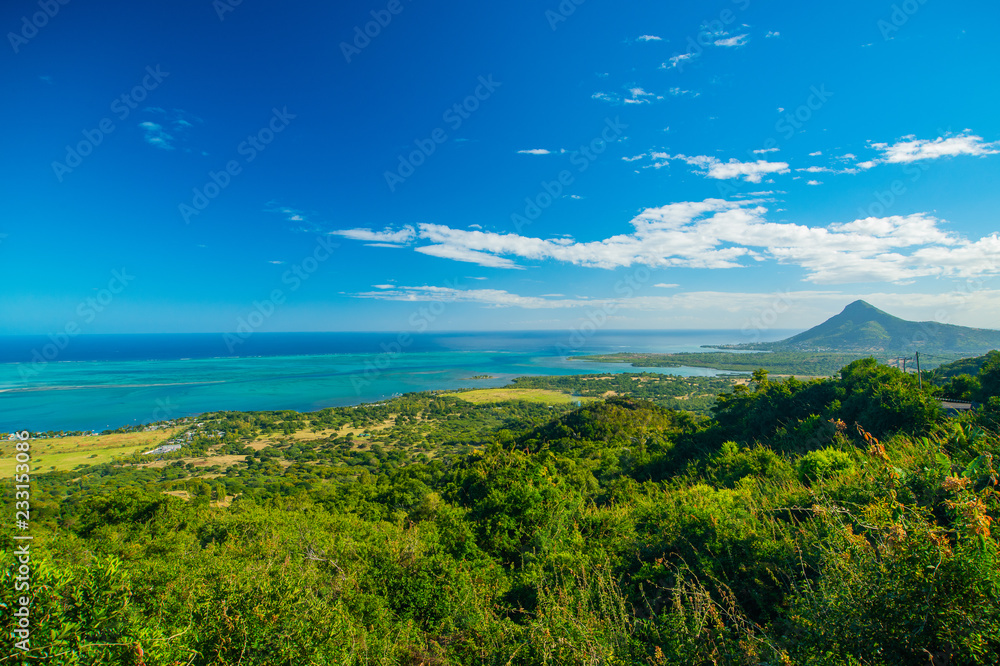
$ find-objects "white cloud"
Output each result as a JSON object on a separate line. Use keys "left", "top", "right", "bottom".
{"left": 517, "top": 149, "right": 557, "bottom": 155}
{"left": 636, "top": 35, "right": 662, "bottom": 41}
{"left": 807, "top": 180, "right": 822, "bottom": 186}
{"left": 415, "top": 243, "right": 522, "bottom": 269}
{"left": 332, "top": 199, "right": 1000, "bottom": 285}
{"left": 715, "top": 34, "right": 749, "bottom": 47}
{"left": 622, "top": 154, "right": 647, "bottom": 162}
{"left": 796, "top": 165, "right": 858, "bottom": 175}
{"left": 753, "top": 147, "right": 780, "bottom": 154}
{"left": 809, "top": 151, "right": 823, "bottom": 157}
{"left": 270, "top": 206, "right": 305, "bottom": 222}
{"left": 138, "top": 122, "right": 174, "bottom": 150}
{"left": 330, "top": 226, "right": 416, "bottom": 244}
{"left": 662, "top": 53, "right": 696, "bottom": 69}
{"left": 669, "top": 154, "right": 791, "bottom": 182}
{"left": 870, "top": 130, "right": 1000, "bottom": 163}
{"left": 765, "top": 31, "right": 780, "bottom": 38}
{"left": 595, "top": 87, "right": 667, "bottom": 106}
{"left": 654, "top": 283, "right": 680, "bottom": 288}
{"left": 625, "top": 87, "right": 660, "bottom": 104}
{"left": 355, "top": 285, "right": 577, "bottom": 309}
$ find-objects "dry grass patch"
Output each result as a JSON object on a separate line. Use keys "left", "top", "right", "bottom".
{"left": 454, "top": 388, "right": 596, "bottom": 406}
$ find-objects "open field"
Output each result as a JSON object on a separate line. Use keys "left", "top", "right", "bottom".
{"left": 454, "top": 388, "right": 597, "bottom": 405}
{"left": 0, "top": 428, "right": 180, "bottom": 475}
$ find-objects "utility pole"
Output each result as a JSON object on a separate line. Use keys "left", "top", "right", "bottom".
{"left": 915, "top": 351, "right": 922, "bottom": 389}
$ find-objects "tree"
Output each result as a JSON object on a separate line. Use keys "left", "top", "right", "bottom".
{"left": 977, "top": 352, "right": 1000, "bottom": 401}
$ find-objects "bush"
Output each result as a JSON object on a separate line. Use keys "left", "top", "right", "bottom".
{"left": 798, "top": 448, "right": 853, "bottom": 484}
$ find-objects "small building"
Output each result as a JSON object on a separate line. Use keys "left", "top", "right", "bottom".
{"left": 143, "top": 444, "right": 183, "bottom": 455}
{"left": 939, "top": 399, "right": 978, "bottom": 415}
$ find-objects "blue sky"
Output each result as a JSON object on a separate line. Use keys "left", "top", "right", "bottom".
{"left": 2, "top": 0, "right": 999, "bottom": 336}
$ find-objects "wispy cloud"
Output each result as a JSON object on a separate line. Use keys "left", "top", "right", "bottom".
{"left": 138, "top": 122, "right": 174, "bottom": 150}
{"left": 636, "top": 34, "right": 662, "bottom": 42}
{"left": 594, "top": 87, "right": 665, "bottom": 105}
{"left": 332, "top": 226, "right": 417, "bottom": 245}
{"left": 138, "top": 108, "right": 201, "bottom": 151}
{"left": 668, "top": 155, "right": 791, "bottom": 182}
{"left": 714, "top": 33, "right": 749, "bottom": 47}
{"left": 662, "top": 53, "right": 696, "bottom": 69}
{"left": 517, "top": 148, "right": 565, "bottom": 155}
{"left": 668, "top": 87, "right": 699, "bottom": 97}
{"left": 264, "top": 203, "right": 321, "bottom": 231}
{"left": 796, "top": 165, "right": 858, "bottom": 175}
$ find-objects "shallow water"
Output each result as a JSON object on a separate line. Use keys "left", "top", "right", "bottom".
{"left": 0, "top": 330, "right": 792, "bottom": 432}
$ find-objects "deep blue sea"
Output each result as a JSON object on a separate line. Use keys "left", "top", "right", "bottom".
{"left": 0, "top": 330, "right": 794, "bottom": 433}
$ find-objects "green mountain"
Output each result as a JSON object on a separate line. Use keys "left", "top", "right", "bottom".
{"left": 753, "top": 300, "right": 1000, "bottom": 354}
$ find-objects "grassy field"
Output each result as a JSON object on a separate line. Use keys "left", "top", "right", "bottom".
{"left": 453, "top": 388, "right": 596, "bottom": 405}
{"left": 0, "top": 429, "right": 179, "bottom": 475}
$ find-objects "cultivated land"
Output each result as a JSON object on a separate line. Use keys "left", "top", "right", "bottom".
{"left": 0, "top": 428, "right": 180, "bottom": 476}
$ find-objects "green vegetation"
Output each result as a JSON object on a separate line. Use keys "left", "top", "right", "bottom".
{"left": 577, "top": 350, "right": 861, "bottom": 376}
{"left": 3, "top": 362, "right": 1000, "bottom": 664}
{"left": 508, "top": 372, "right": 736, "bottom": 416}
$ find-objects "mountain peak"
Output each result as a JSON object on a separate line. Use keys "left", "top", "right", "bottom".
{"left": 765, "top": 301, "right": 1000, "bottom": 353}
{"left": 841, "top": 300, "right": 881, "bottom": 314}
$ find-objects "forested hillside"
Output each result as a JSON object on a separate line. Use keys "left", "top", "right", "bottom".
{"left": 3, "top": 359, "right": 1000, "bottom": 665}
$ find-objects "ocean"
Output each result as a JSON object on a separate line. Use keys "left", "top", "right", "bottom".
{"left": 0, "top": 330, "right": 793, "bottom": 433}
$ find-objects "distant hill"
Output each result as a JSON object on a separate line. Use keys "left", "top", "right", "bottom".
{"left": 734, "top": 300, "right": 1000, "bottom": 355}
